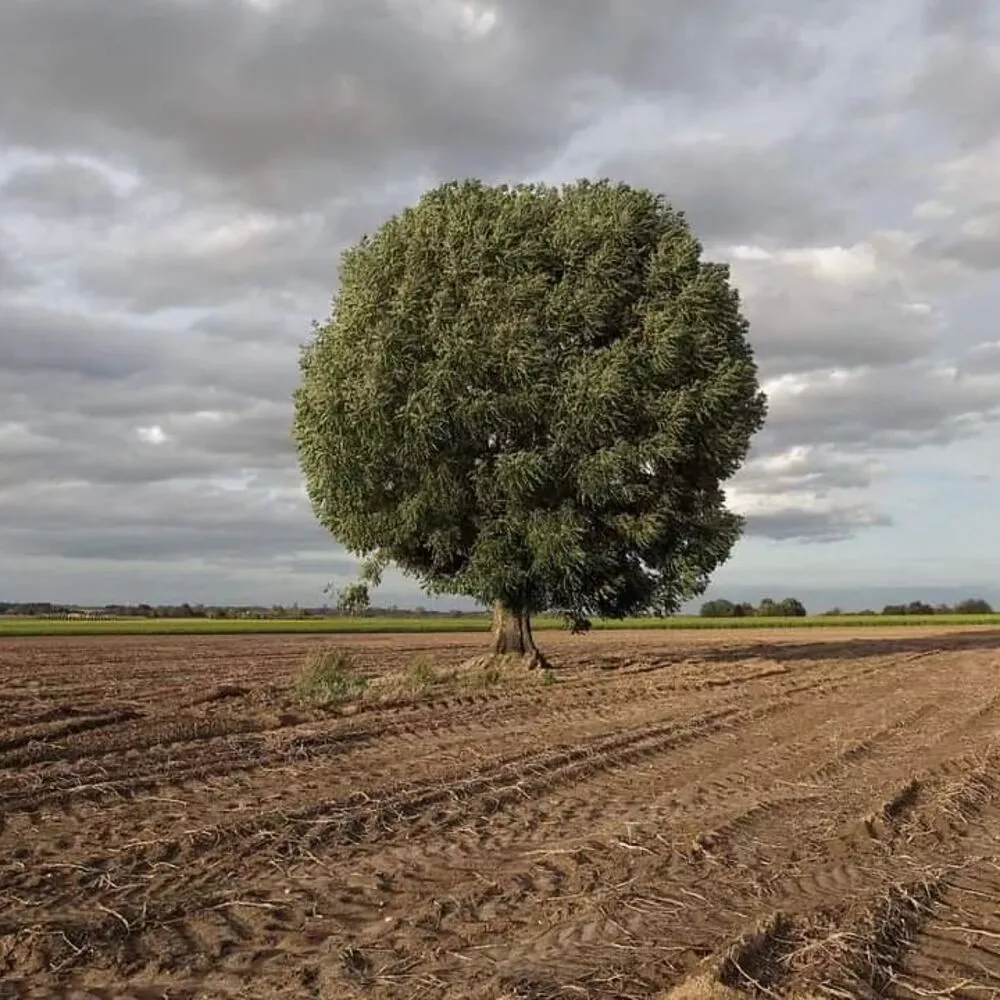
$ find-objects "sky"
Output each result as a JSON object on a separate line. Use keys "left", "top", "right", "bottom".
{"left": 2, "top": 0, "right": 1000, "bottom": 612}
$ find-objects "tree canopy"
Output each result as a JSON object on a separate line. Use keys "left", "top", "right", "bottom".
{"left": 294, "top": 179, "right": 767, "bottom": 662}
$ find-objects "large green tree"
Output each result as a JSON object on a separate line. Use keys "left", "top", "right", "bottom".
{"left": 294, "top": 180, "right": 767, "bottom": 666}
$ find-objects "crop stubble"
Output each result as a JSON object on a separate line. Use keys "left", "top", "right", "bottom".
{"left": 2, "top": 627, "right": 1000, "bottom": 998}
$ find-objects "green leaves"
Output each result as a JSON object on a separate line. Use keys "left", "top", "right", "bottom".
{"left": 333, "top": 583, "right": 370, "bottom": 616}
{"left": 293, "top": 178, "right": 767, "bottom": 625}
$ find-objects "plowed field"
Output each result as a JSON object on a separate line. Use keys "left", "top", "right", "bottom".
{"left": 2, "top": 627, "right": 1000, "bottom": 999}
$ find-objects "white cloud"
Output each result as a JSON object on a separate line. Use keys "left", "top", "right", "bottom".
{"left": 730, "top": 488, "right": 891, "bottom": 543}
{"left": 724, "top": 236, "right": 946, "bottom": 375}
{"left": 912, "top": 199, "right": 954, "bottom": 220}
{"left": 136, "top": 424, "right": 168, "bottom": 445}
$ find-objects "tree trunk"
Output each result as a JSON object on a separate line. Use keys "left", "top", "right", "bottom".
{"left": 491, "top": 600, "right": 548, "bottom": 668}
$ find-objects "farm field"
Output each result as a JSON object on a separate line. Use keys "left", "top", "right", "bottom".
{"left": 2, "top": 628, "right": 1000, "bottom": 998}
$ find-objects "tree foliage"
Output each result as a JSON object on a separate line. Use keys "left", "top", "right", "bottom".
{"left": 700, "top": 598, "right": 756, "bottom": 618}
{"left": 953, "top": 598, "right": 993, "bottom": 614}
{"left": 700, "top": 597, "right": 806, "bottom": 618}
{"left": 334, "top": 583, "right": 371, "bottom": 616}
{"left": 778, "top": 597, "right": 807, "bottom": 617}
{"left": 700, "top": 599, "right": 737, "bottom": 618}
{"left": 882, "top": 601, "right": 935, "bottom": 616}
{"left": 755, "top": 598, "right": 782, "bottom": 618}
{"left": 294, "top": 179, "right": 767, "bottom": 643}
{"left": 880, "top": 599, "right": 993, "bottom": 616}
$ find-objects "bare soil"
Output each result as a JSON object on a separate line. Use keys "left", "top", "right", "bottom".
{"left": 2, "top": 626, "right": 1000, "bottom": 999}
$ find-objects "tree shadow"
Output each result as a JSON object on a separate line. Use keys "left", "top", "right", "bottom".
{"left": 698, "top": 628, "right": 1000, "bottom": 665}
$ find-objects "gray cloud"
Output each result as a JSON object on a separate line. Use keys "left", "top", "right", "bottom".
{"left": 726, "top": 242, "right": 945, "bottom": 377}
{"left": 71, "top": 203, "right": 342, "bottom": 312}
{"left": 598, "top": 134, "right": 849, "bottom": 248}
{"left": 0, "top": 300, "right": 168, "bottom": 380}
{"left": 0, "top": 475, "right": 327, "bottom": 563}
{"left": 0, "top": 403, "right": 295, "bottom": 492}
{"left": 1, "top": 0, "right": 999, "bottom": 600}
{"left": 909, "top": 1, "right": 1000, "bottom": 148}
{"left": 0, "top": 0, "right": 836, "bottom": 213}
{"left": 744, "top": 504, "right": 892, "bottom": 544}
{"left": 762, "top": 356, "right": 1000, "bottom": 452}
{"left": 923, "top": 0, "right": 994, "bottom": 36}
{"left": 735, "top": 447, "right": 878, "bottom": 496}
{"left": 962, "top": 341, "right": 1000, "bottom": 374}
{"left": 728, "top": 446, "right": 891, "bottom": 544}
{"left": 0, "top": 294, "right": 301, "bottom": 411}
{"left": 1, "top": 159, "right": 126, "bottom": 219}
{"left": 0, "top": 243, "right": 32, "bottom": 292}
{"left": 921, "top": 205, "right": 1000, "bottom": 271}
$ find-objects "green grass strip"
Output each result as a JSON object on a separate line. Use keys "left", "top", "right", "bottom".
{"left": 2, "top": 613, "right": 999, "bottom": 637}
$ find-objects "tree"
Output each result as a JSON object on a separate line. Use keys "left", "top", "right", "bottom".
{"left": 778, "top": 597, "right": 807, "bottom": 617}
{"left": 954, "top": 598, "right": 993, "bottom": 615}
{"left": 334, "top": 583, "right": 371, "bottom": 617}
{"left": 700, "top": 599, "right": 736, "bottom": 618}
{"left": 882, "top": 601, "right": 936, "bottom": 615}
{"left": 756, "top": 597, "right": 782, "bottom": 617}
{"left": 294, "top": 179, "right": 767, "bottom": 667}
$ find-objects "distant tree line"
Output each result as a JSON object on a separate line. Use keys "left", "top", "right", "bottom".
{"left": 3, "top": 596, "right": 996, "bottom": 621}
{"left": 700, "top": 597, "right": 994, "bottom": 618}
{"left": 0, "top": 602, "right": 487, "bottom": 620}
{"left": 872, "top": 598, "right": 991, "bottom": 616}
{"left": 699, "top": 597, "right": 808, "bottom": 618}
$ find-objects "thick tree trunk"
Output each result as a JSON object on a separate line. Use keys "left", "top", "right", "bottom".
{"left": 491, "top": 600, "right": 548, "bottom": 668}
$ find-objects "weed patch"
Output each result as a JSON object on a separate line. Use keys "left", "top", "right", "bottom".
{"left": 407, "top": 655, "right": 438, "bottom": 689}
{"left": 463, "top": 663, "right": 504, "bottom": 690}
{"left": 295, "top": 647, "right": 367, "bottom": 705}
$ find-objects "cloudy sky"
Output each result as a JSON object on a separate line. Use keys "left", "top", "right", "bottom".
{"left": 2, "top": 0, "right": 999, "bottom": 611}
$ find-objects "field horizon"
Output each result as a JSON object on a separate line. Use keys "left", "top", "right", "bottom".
{"left": 3, "top": 611, "right": 1000, "bottom": 637}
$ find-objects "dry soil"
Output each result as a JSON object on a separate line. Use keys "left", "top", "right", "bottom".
{"left": 2, "top": 626, "right": 1000, "bottom": 999}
